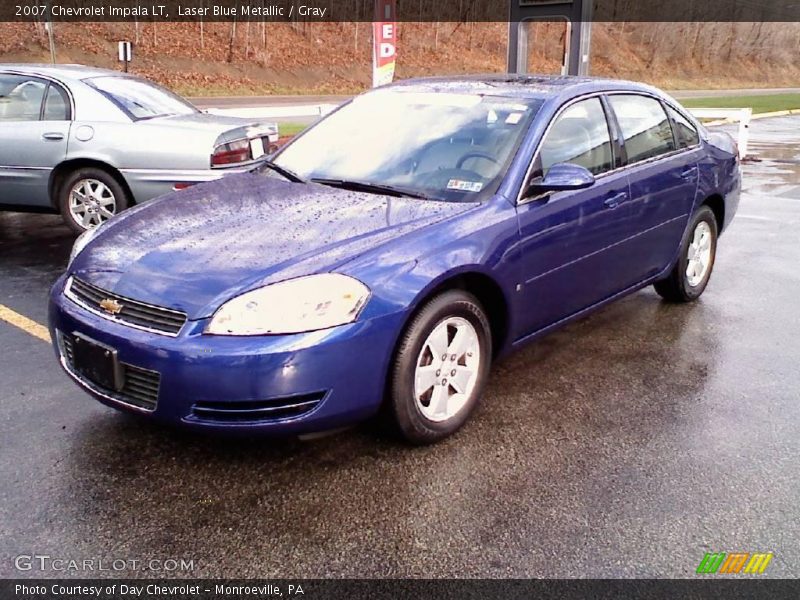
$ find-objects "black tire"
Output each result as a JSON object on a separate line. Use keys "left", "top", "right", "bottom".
{"left": 388, "top": 290, "right": 492, "bottom": 445}
{"left": 57, "top": 167, "right": 130, "bottom": 235}
{"left": 654, "top": 205, "right": 718, "bottom": 303}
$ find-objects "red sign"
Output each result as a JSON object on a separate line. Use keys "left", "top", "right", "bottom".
{"left": 372, "top": 0, "right": 397, "bottom": 87}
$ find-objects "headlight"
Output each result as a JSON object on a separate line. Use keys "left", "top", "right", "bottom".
{"left": 68, "top": 227, "right": 99, "bottom": 268}
{"left": 205, "top": 274, "right": 371, "bottom": 336}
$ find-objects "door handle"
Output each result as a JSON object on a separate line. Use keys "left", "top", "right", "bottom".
{"left": 604, "top": 192, "right": 627, "bottom": 209}
{"left": 42, "top": 132, "right": 64, "bottom": 141}
{"left": 681, "top": 166, "right": 698, "bottom": 178}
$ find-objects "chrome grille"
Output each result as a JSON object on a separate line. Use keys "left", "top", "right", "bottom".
{"left": 191, "top": 392, "right": 325, "bottom": 423}
{"left": 60, "top": 332, "right": 160, "bottom": 411}
{"left": 67, "top": 277, "right": 187, "bottom": 336}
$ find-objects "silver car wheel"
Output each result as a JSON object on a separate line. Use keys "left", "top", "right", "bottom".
{"left": 414, "top": 316, "right": 481, "bottom": 422}
{"left": 686, "top": 221, "right": 713, "bottom": 287}
{"left": 69, "top": 178, "right": 117, "bottom": 229}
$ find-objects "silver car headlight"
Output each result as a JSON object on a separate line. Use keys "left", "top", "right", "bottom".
{"left": 68, "top": 227, "right": 100, "bottom": 268}
{"left": 205, "top": 274, "right": 371, "bottom": 336}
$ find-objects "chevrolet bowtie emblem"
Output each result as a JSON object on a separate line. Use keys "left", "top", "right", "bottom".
{"left": 99, "top": 298, "right": 123, "bottom": 315}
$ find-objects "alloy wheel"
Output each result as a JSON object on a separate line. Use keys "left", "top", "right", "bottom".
{"left": 686, "top": 221, "right": 713, "bottom": 287}
{"left": 414, "top": 316, "right": 481, "bottom": 422}
{"left": 69, "top": 178, "right": 117, "bottom": 229}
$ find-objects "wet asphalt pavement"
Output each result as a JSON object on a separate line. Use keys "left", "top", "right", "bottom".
{"left": 1, "top": 117, "right": 799, "bottom": 579}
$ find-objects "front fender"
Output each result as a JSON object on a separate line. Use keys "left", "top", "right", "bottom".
{"left": 341, "top": 197, "right": 522, "bottom": 351}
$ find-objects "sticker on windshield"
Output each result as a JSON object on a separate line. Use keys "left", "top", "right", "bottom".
{"left": 506, "top": 112, "right": 523, "bottom": 124}
{"left": 447, "top": 179, "right": 484, "bottom": 192}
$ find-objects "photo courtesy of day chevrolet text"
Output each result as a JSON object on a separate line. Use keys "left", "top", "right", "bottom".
{"left": 15, "top": 583, "right": 305, "bottom": 597}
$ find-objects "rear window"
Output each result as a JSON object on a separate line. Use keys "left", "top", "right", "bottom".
{"left": 85, "top": 76, "right": 196, "bottom": 121}
{"left": 609, "top": 94, "right": 676, "bottom": 164}
{"left": 43, "top": 83, "right": 70, "bottom": 120}
{"left": 667, "top": 105, "right": 700, "bottom": 149}
{"left": 0, "top": 75, "right": 46, "bottom": 121}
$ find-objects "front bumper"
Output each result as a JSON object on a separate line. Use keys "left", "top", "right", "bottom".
{"left": 48, "top": 275, "right": 404, "bottom": 435}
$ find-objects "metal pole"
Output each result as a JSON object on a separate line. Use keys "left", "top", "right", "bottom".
{"left": 578, "top": 0, "right": 593, "bottom": 75}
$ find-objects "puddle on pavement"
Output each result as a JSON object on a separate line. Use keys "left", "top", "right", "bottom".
{"left": 721, "top": 116, "right": 800, "bottom": 199}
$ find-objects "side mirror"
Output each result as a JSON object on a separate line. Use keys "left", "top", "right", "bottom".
{"left": 526, "top": 163, "right": 596, "bottom": 196}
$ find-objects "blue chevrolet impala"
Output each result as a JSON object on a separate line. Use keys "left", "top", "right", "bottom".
{"left": 48, "top": 75, "right": 740, "bottom": 444}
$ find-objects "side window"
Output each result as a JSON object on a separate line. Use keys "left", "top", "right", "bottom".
{"left": 540, "top": 97, "right": 614, "bottom": 176}
{"left": 608, "top": 94, "right": 676, "bottom": 164}
{"left": 43, "top": 83, "right": 70, "bottom": 120}
{"left": 666, "top": 105, "right": 699, "bottom": 149}
{"left": 0, "top": 75, "right": 46, "bottom": 122}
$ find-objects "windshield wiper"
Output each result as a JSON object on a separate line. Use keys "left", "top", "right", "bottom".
{"left": 311, "top": 178, "right": 431, "bottom": 200}
{"left": 256, "top": 159, "right": 306, "bottom": 183}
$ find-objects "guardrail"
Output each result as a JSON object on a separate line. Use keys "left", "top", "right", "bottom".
{"left": 205, "top": 104, "right": 338, "bottom": 120}
{"left": 688, "top": 107, "right": 752, "bottom": 159}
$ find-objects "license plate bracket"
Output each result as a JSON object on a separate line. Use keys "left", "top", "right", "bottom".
{"left": 72, "top": 333, "right": 124, "bottom": 392}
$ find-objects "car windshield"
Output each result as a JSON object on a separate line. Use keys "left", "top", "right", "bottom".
{"left": 273, "top": 90, "right": 543, "bottom": 202}
{"left": 85, "top": 76, "right": 197, "bottom": 121}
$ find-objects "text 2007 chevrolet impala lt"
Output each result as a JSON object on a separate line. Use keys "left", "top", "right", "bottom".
{"left": 48, "top": 75, "right": 740, "bottom": 444}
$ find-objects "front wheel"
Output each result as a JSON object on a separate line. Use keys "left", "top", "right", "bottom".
{"left": 58, "top": 167, "right": 130, "bottom": 234}
{"left": 388, "top": 290, "right": 492, "bottom": 445}
{"left": 654, "top": 205, "right": 718, "bottom": 302}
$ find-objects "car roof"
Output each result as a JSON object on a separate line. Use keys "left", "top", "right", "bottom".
{"left": 386, "top": 74, "right": 663, "bottom": 101}
{"left": 0, "top": 63, "right": 123, "bottom": 83}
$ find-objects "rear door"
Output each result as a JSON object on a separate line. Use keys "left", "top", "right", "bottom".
{"left": 0, "top": 74, "right": 71, "bottom": 207}
{"left": 606, "top": 94, "right": 700, "bottom": 277}
{"left": 515, "top": 96, "right": 635, "bottom": 336}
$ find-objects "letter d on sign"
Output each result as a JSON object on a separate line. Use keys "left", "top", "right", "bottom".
{"left": 380, "top": 43, "right": 395, "bottom": 58}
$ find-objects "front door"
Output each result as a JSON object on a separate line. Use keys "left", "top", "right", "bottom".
{"left": 0, "top": 74, "right": 71, "bottom": 207}
{"left": 515, "top": 96, "right": 635, "bottom": 337}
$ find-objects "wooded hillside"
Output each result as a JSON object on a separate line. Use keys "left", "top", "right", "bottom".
{"left": 1, "top": 21, "right": 798, "bottom": 94}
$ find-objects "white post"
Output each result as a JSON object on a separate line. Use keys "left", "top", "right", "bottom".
{"left": 737, "top": 107, "right": 752, "bottom": 160}
{"left": 687, "top": 107, "right": 753, "bottom": 160}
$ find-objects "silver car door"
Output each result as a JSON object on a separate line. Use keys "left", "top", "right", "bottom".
{"left": 0, "top": 74, "right": 71, "bottom": 207}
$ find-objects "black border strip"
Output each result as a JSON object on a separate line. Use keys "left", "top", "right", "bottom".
{"left": 4, "top": 579, "right": 800, "bottom": 600}
{"left": 2, "top": 0, "right": 800, "bottom": 22}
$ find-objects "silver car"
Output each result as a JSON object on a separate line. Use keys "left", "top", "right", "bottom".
{"left": 0, "top": 64, "right": 278, "bottom": 233}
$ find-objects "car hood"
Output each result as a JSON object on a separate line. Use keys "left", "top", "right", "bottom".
{"left": 72, "top": 173, "right": 476, "bottom": 319}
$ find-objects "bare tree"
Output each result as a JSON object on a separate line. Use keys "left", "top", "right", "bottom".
{"left": 199, "top": 0, "right": 204, "bottom": 50}
{"left": 228, "top": 17, "right": 237, "bottom": 63}
{"left": 261, "top": 1, "right": 267, "bottom": 52}
{"left": 245, "top": 19, "right": 251, "bottom": 58}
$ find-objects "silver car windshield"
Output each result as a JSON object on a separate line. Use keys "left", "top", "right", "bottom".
{"left": 85, "top": 76, "right": 197, "bottom": 121}
{"left": 274, "top": 90, "right": 543, "bottom": 202}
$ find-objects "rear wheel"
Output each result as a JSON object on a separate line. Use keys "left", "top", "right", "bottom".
{"left": 654, "top": 205, "right": 718, "bottom": 302}
{"left": 58, "top": 167, "right": 130, "bottom": 234}
{"left": 388, "top": 290, "right": 492, "bottom": 445}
